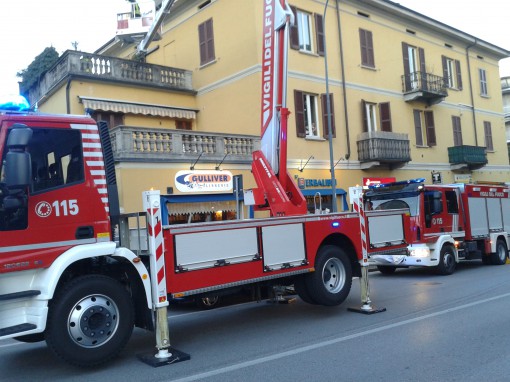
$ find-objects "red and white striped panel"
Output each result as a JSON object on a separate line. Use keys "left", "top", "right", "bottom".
{"left": 71, "top": 123, "right": 109, "bottom": 215}
{"left": 352, "top": 193, "right": 369, "bottom": 265}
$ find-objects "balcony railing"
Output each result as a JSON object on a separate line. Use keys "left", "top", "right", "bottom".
{"left": 110, "top": 125, "right": 260, "bottom": 164}
{"left": 447, "top": 145, "right": 487, "bottom": 170}
{"left": 26, "top": 50, "right": 194, "bottom": 106}
{"left": 401, "top": 71, "right": 448, "bottom": 105}
{"left": 357, "top": 131, "right": 411, "bottom": 168}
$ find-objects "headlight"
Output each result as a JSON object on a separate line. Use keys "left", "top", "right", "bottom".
{"left": 410, "top": 246, "right": 430, "bottom": 258}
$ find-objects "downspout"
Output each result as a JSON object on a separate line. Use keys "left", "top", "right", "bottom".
{"left": 466, "top": 38, "right": 478, "bottom": 146}
{"left": 65, "top": 78, "right": 72, "bottom": 115}
{"left": 335, "top": 0, "right": 351, "bottom": 160}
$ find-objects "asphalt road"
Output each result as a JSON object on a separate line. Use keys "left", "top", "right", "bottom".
{"left": 2, "top": 261, "right": 510, "bottom": 382}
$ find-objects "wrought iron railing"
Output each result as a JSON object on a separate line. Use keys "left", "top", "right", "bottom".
{"left": 357, "top": 131, "right": 411, "bottom": 163}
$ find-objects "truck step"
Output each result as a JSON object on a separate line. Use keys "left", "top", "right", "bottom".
{"left": 0, "top": 323, "right": 37, "bottom": 337}
{"left": 0, "top": 290, "right": 41, "bottom": 301}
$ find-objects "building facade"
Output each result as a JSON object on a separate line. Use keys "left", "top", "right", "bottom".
{"left": 27, "top": 0, "right": 510, "bottom": 215}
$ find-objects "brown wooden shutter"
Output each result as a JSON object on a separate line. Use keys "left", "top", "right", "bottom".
{"left": 455, "top": 60, "right": 463, "bottom": 90}
{"left": 199, "top": 19, "right": 215, "bottom": 65}
{"left": 484, "top": 121, "right": 493, "bottom": 150}
{"left": 361, "top": 99, "right": 368, "bottom": 133}
{"left": 424, "top": 111, "right": 436, "bottom": 146}
{"left": 379, "top": 102, "right": 392, "bottom": 132}
{"left": 419, "top": 47, "right": 427, "bottom": 91}
{"left": 315, "top": 14, "right": 324, "bottom": 56}
{"left": 205, "top": 19, "right": 215, "bottom": 63}
{"left": 402, "top": 42, "right": 411, "bottom": 91}
{"left": 199, "top": 22, "right": 207, "bottom": 65}
{"left": 442, "top": 55, "right": 449, "bottom": 87}
{"left": 413, "top": 110, "right": 423, "bottom": 146}
{"left": 294, "top": 90, "right": 306, "bottom": 137}
{"left": 360, "top": 29, "right": 374, "bottom": 67}
{"left": 321, "top": 93, "right": 335, "bottom": 138}
{"left": 289, "top": 6, "right": 299, "bottom": 50}
{"left": 452, "top": 116, "right": 463, "bottom": 146}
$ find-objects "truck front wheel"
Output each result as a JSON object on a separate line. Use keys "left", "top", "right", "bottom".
{"left": 45, "top": 275, "right": 134, "bottom": 367}
{"left": 436, "top": 245, "right": 456, "bottom": 275}
{"left": 490, "top": 239, "right": 508, "bottom": 265}
{"left": 305, "top": 245, "right": 352, "bottom": 306}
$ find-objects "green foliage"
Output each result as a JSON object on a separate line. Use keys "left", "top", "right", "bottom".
{"left": 17, "top": 47, "right": 60, "bottom": 97}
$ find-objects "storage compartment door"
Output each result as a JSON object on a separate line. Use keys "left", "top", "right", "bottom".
{"left": 487, "top": 198, "right": 503, "bottom": 231}
{"left": 468, "top": 198, "right": 489, "bottom": 237}
{"left": 262, "top": 224, "right": 306, "bottom": 271}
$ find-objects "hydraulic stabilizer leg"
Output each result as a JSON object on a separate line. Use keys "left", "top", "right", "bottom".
{"left": 348, "top": 265, "right": 386, "bottom": 314}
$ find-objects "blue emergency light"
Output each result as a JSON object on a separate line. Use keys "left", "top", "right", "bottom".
{"left": 0, "top": 94, "right": 30, "bottom": 111}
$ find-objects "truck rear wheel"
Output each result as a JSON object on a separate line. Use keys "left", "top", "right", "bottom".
{"left": 490, "top": 239, "right": 508, "bottom": 265}
{"left": 45, "top": 275, "right": 134, "bottom": 367}
{"left": 305, "top": 245, "right": 352, "bottom": 306}
{"left": 436, "top": 245, "right": 456, "bottom": 275}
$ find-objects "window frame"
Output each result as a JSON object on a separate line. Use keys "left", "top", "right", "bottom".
{"left": 479, "top": 68, "right": 488, "bottom": 96}
{"left": 484, "top": 121, "right": 494, "bottom": 151}
{"left": 198, "top": 18, "right": 215, "bottom": 66}
{"left": 359, "top": 28, "right": 375, "bottom": 68}
{"left": 452, "top": 115, "right": 463, "bottom": 147}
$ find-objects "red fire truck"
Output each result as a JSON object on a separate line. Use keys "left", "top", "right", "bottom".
{"left": 365, "top": 178, "right": 510, "bottom": 275}
{"left": 0, "top": 0, "right": 410, "bottom": 367}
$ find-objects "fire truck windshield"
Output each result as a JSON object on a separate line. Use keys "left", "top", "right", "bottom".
{"left": 368, "top": 191, "right": 420, "bottom": 216}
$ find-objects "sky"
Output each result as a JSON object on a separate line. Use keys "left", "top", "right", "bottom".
{"left": 1, "top": 0, "right": 509, "bottom": 96}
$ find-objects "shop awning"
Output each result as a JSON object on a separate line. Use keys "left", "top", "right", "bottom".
{"left": 79, "top": 96, "right": 197, "bottom": 119}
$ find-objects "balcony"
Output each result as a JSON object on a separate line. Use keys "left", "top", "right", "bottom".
{"left": 448, "top": 145, "right": 487, "bottom": 171}
{"left": 25, "top": 50, "right": 194, "bottom": 106}
{"left": 357, "top": 131, "right": 411, "bottom": 169}
{"left": 110, "top": 125, "right": 260, "bottom": 165}
{"left": 401, "top": 71, "right": 448, "bottom": 105}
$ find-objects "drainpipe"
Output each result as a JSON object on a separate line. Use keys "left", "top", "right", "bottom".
{"left": 335, "top": 0, "right": 351, "bottom": 160}
{"left": 466, "top": 39, "right": 478, "bottom": 146}
{"left": 65, "top": 78, "right": 72, "bottom": 114}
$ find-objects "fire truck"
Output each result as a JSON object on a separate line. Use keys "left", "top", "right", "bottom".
{"left": 365, "top": 178, "right": 510, "bottom": 275}
{"left": 0, "top": 0, "right": 410, "bottom": 367}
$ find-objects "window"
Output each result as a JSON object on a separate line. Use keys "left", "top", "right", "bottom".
{"left": 413, "top": 110, "right": 436, "bottom": 147}
{"left": 359, "top": 29, "right": 375, "bottom": 68}
{"left": 402, "top": 42, "right": 425, "bottom": 91}
{"left": 91, "top": 111, "right": 124, "bottom": 128}
{"left": 198, "top": 18, "right": 215, "bottom": 66}
{"left": 452, "top": 116, "right": 463, "bottom": 146}
{"left": 362, "top": 101, "right": 392, "bottom": 132}
{"left": 294, "top": 91, "right": 335, "bottom": 139}
{"left": 442, "top": 56, "right": 462, "bottom": 89}
{"left": 479, "top": 68, "right": 488, "bottom": 96}
{"left": 176, "top": 120, "right": 192, "bottom": 130}
{"left": 289, "top": 7, "right": 324, "bottom": 56}
{"left": 445, "top": 191, "right": 459, "bottom": 214}
{"left": 484, "top": 121, "right": 494, "bottom": 151}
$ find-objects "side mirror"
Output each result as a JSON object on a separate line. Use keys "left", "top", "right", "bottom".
{"left": 4, "top": 125, "right": 33, "bottom": 189}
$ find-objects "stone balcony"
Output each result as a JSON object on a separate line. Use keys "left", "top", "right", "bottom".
{"left": 110, "top": 125, "right": 260, "bottom": 165}
{"left": 357, "top": 131, "right": 411, "bottom": 169}
{"left": 26, "top": 50, "right": 194, "bottom": 106}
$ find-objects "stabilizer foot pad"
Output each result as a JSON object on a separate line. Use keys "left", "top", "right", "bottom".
{"left": 138, "top": 347, "right": 191, "bottom": 367}
{"left": 347, "top": 306, "right": 386, "bottom": 315}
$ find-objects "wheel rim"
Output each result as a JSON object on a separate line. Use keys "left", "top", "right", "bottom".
{"left": 444, "top": 251, "right": 454, "bottom": 270}
{"left": 68, "top": 294, "right": 119, "bottom": 348}
{"left": 497, "top": 244, "right": 507, "bottom": 262}
{"left": 322, "top": 257, "right": 346, "bottom": 293}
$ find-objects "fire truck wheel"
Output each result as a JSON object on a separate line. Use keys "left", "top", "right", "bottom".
{"left": 45, "top": 275, "right": 134, "bottom": 367}
{"left": 293, "top": 276, "right": 317, "bottom": 304}
{"left": 437, "top": 245, "right": 456, "bottom": 275}
{"left": 305, "top": 245, "right": 352, "bottom": 306}
{"left": 491, "top": 239, "right": 508, "bottom": 265}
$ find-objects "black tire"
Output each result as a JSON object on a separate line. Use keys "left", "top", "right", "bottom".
{"left": 377, "top": 266, "right": 397, "bottom": 275}
{"left": 293, "top": 276, "right": 317, "bottom": 304}
{"left": 436, "top": 245, "right": 456, "bottom": 275}
{"left": 195, "top": 295, "right": 220, "bottom": 309}
{"left": 305, "top": 245, "right": 352, "bottom": 306}
{"left": 490, "top": 239, "right": 508, "bottom": 265}
{"left": 14, "top": 333, "right": 45, "bottom": 343}
{"left": 45, "top": 275, "right": 134, "bottom": 367}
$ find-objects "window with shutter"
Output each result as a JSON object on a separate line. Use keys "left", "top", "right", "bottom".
{"left": 321, "top": 93, "right": 335, "bottom": 138}
{"left": 198, "top": 18, "right": 215, "bottom": 66}
{"left": 452, "top": 116, "right": 463, "bottom": 146}
{"left": 413, "top": 110, "right": 424, "bottom": 146}
{"left": 479, "top": 68, "right": 488, "bottom": 96}
{"left": 424, "top": 111, "right": 436, "bottom": 146}
{"left": 315, "top": 14, "right": 325, "bottom": 56}
{"left": 359, "top": 29, "right": 375, "bottom": 68}
{"left": 484, "top": 121, "right": 493, "bottom": 151}
{"left": 442, "top": 56, "right": 462, "bottom": 89}
{"left": 294, "top": 90, "right": 306, "bottom": 138}
{"left": 379, "top": 102, "right": 392, "bottom": 132}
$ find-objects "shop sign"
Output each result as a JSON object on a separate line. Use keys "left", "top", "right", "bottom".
{"left": 362, "top": 177, "right": 396, "bottom": 187}
{"left": 454, "top": 174, "right": 472, "bottom": 184}
{"left": 431, "top": 171, "right": 442, "bottom": 184}
{"left": 175, "top": 170, "right": 233, "bottom": 193}
{"left": 297, "top": 178, "right": 336, "bottom": 189}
